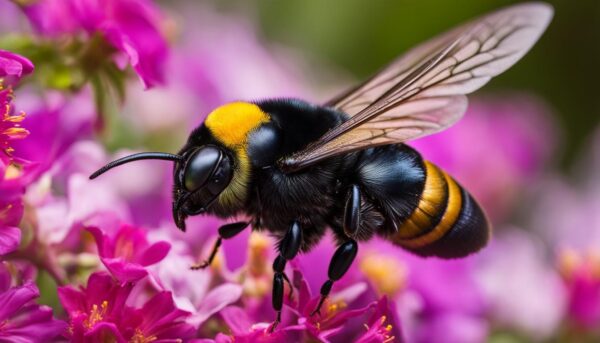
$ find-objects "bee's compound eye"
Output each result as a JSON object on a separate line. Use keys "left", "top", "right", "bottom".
{"left": 183, "top": 146, "right": 222, "bottom": 191}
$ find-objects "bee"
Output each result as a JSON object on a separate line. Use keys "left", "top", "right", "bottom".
{"left": 91, "top": 2, "right": 552, "bottom": 329}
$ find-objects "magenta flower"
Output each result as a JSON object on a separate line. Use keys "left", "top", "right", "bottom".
{"left": 0, "top": 50, "right": 33, "bottom": 164}
{"left": 23, "top": 0, "right": 168, "bottom": 88}
{"left": 289, "top": 271, "right": 378, "bottom": 342}
{"left": 0, "top": 278, "right": 66, "bottom": 341}
{"left": 59, "top": 272, "right": 194, "bottom": 341}
{"left": 475, "top": 229, "right": 566, "bottom": 339}
{"left": 88, "top": 224, "right": 170, "bottom": 282}
{"left": 0, "top": 50, "right": 33, "bottom": 256}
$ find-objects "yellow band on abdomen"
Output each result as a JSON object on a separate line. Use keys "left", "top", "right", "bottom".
{"left": 394, "top": 161, "right": 448, "bottom": 239}
{"left": 394, "top": 170, "right": 463, "bottom": 249}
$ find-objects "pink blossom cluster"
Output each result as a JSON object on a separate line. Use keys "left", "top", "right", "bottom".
{"left": 0, "top": 1, "right": 598, "bottom": 343}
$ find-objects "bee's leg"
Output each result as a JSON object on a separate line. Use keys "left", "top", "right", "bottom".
{"left": 270, "top": 221, "right": 302, "bottom": 332}
{"left": 190, "top": 221, "right": 249, "bottom": 270}
{"left": 311, "top": 185, "right": 361, "bottom": 315}
{"left": 311, "top": 240, "right": 358, "bottom": 316}
{"left": 343, "top": 184, "right": 361, "bottom": 237}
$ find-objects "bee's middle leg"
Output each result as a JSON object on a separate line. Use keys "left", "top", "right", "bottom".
{"left": 270, "top": 220, "right": 302, "bottom": 332}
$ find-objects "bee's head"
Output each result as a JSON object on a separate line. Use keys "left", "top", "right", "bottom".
{"left": 89, "top": 144, "right": 234, "bottom": 232}
{"left": 90, "top": 101, "right": 268, "bottom": 231}
{"left": 172, "top": 144, "right": 233, "bottom": 229}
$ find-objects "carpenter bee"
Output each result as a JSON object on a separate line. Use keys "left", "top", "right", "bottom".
{"left": 90, "top": 2, "right": 552, "bottom": 329}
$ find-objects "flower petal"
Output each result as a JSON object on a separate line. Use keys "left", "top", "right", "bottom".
{"left": 190, "top": 283, "right": 243, "bottom": 326}
{"left": 0, "top": 226, "right": 21, "bottom": 256}
{"left": 139, "top": 241, "right": 171, "bottom": 266}
{"left": 102, "top": 257, "right": 148, "bottom": 283}
{"left": 0, "top": 282, "right": 39, "bottom": 320}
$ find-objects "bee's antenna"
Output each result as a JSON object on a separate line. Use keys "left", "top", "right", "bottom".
{"left": 89, "top": 152, "right": 183, "bottom": 180}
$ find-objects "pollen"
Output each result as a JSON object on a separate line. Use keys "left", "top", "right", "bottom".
{"left": 360, "top": 252, "right": 407, "bottom": 297}
{"left": 131, "top": 329, "right": 158, "bottom": 343}
{"left": 364, "top": 315, "right": 395, "bottom": 342}
{"left": 320, "top": 300, "right": 347, "bottom": 322}
{"left": 4, "top": 163, "right": 23, "bottom": 180}
{"left": 84, "top": 301, "right": 108, "bottom": 329}
{"left": 1, "top": 85, "right": 29, "bottom": 158}
{"left": 204, "top": 102, "right": 269, "bottom": 148}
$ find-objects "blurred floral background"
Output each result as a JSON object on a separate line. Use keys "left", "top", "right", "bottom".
{"left": 0, "top": 0, "right": 598, "bottom": 342}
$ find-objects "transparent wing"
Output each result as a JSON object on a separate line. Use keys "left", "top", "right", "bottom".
{"left": 281, "top": 2, "right": 553, "bottom": 172}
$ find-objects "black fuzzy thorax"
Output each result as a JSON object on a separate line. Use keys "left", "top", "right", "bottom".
{"left": 246, "top": 99, "right": 350, "bottom": 251}
{"left": 245, "top": 99, "right": 426, "bottom": 251}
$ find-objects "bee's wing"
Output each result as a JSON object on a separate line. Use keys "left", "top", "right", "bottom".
{"left": 280, "top": 2, "right": 552, "bottom": 172}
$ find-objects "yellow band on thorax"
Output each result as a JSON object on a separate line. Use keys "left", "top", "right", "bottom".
{"left": 204, "top": 102, "right": 269, "bottom": 148}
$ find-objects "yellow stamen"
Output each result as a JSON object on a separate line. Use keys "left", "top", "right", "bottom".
{"left": 4, "top": 163, "right": 22, "bottom": 180}
{"left": 84, "top": 301, "right": 108, "bottom": 329}
{"left": 130, "top": 329, "right": 158, "bottom": 343}
{"left": 320, "top": 300, "right": 347, "bottom": 323}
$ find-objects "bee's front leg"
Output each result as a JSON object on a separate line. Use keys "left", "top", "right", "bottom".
{"left": 190, "top": 221, "right": 249, "bottom": 270}
{"left": 269, "top": 220, "right": 302, "bottom": 332}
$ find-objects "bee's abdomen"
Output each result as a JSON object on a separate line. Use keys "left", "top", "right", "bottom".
{"left": 390, "top": 161, "right": 490, "bottom": 258}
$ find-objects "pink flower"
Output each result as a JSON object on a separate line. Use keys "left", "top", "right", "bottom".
{"left": 88, "top": 224, "right": 170, "bottom": 283}
{"left": 11, "top": 91, "right": 96, "bottom": 178}
{"left": 59, "top": 272, "right": 194, "bottom": 341}
{"left": 0, "top": 50, "right": 33, "bottom": 164}
{"left": 0, "top": 50, "right": 33, "bottom": 256}
{"left": 475, "top": 229, "right": 566, "bottom": 340}
{"left": 23, "top": 0, "right": 168, "bottom": 88}
{"left": 0, "top": 270, "right": 66, "bottom": 342}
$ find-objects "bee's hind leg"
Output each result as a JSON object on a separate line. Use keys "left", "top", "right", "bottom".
{"left": 312, "top": 185, "right": 361, "bottom": 315}
{"left": 190, "top": 221, "right": 249, "bottom": 270}
{"left": 269, "top": 220, "right": 302, "bottom": 332}
{"left": 310, "top": 240, "right": 358, "bottom": 316}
